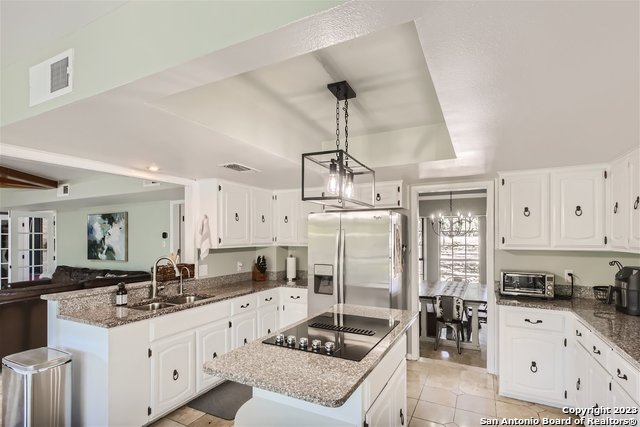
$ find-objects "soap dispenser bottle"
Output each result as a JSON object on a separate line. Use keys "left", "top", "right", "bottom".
{"left": 115, "top": 282, "right": 128, "bottom": 306}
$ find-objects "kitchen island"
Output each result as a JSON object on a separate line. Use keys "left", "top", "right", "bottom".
{"left": 204, "top": 303, "right": 418, "bottom": 427}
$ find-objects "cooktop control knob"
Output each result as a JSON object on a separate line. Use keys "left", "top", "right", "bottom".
{"left": 286, "top": 335, "right": 297, "bottom": 347}
{"left": 324, "top": 341, "right": 336, "bottom": 354}
{"left": 299, "top": 337, "right": 308, "bottom": 349}
{"left": 275, "top": 334, "right": 285, "bottom": 345}
{"left": 311, "top": 339, "right": 322, "bottom": 351}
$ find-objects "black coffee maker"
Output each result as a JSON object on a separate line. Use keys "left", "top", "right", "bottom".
{"left": 612, "top": 265, "right": 640, "bottom": 316}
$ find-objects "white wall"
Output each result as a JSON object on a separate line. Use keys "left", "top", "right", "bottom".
{"left": 57, "top": 200, "right": 171, "bottom": 272}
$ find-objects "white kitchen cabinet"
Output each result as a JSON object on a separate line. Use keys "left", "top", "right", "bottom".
{"left": 610, "top": 381, "right": 640, "bottom": 423}
{"left": 218, "top": 182, "right": 250, "bottom": 246}
{"left": 629, "top": 149, "right": 640, "bottom": 250}
{"left": 499, "top": 172, "right": 550, "bottom": 248}
{"left": 551, "top": 167, "right": 606, "bottom": 248}
{"left": 274, "top": 190, "right": 298, "bottom": 245}
{"left": 150, "top": 330, "right": 196, "bottom": 416}
{"left": 609, "top": 156, "right": 629, "bottom": 249}
{"left": 251, "top": 188, "right": 273, "bottom": 245}
{"left": 365, "top": 359, "right": 407, "bottom": 427}
{"left": 574, "top": 342, "right": 590, "bottom": 408}
{"left": 498, "top": 306, "right": 567, "bottom": 406}
{"left": 357, "top": 181, "right": 403, "bottom": 208}
{"left": 257, "top": 305, "right": 278, "bottom": 338}
{"left": 231, "top": 310, "right": 257, "bottom": 349}
{"left": 279, "top": 288, "right": 308, "bottom": 328}
{"left": 298, "top": 201, "right": 320, "bottom": 245}
{"left": 587, "top": 355, "right": 611, "bottom": 422}
{"left": 195, "top": 319, "right": 230, "bottom": 393}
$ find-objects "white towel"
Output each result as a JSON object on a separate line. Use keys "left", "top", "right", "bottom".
{"left": 198, "top": 214, "right": 212, "bottom": 260}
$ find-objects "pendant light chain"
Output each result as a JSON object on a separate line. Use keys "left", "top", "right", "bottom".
{"left": 335, "top": 96, "right": 340, "bottom": 154}
{"left": 344, "top": 97, "right": 349, "bottom": 165}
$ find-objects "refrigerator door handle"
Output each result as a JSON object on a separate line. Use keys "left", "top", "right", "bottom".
{"left": 334, "top": 229, "right": 340, "bottom": 305}
{"left": 339, "top": 229, "right": 345, "bottom": 304}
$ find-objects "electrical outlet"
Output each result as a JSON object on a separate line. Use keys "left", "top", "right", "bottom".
{"left": 564, "top": 269, "right": 573, "bottom": 282}
{"left": 237, "top": 261, "right": 243, "bottom": 272}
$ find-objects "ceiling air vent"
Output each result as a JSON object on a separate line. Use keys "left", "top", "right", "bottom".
{"left": 219, "top": 163, "right": 260, "bottom": 173}
{"left": 29, "top": 49, "right": 74, "bottom": 106}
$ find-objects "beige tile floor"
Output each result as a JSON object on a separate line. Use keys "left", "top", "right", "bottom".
{"left": 405, "top": 358, "right": 575, "bottom": 427}
{"left": 1, "top": 358, "right": 572, "bottom": 427}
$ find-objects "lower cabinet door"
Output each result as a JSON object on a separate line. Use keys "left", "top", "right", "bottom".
{"left": 588, "top": 357, "right": 611, "bottom": 423}
{"left": 502, "top": 330, "right": 565, "bottom": 404}
{"left": 279, "top": 303, "right": 307, "bottom": 328}
{"left": 232, "top": 311, "right": 256, "bottom": 349}
{"left": 196, "top": 319, "right": 230, "bottom": 393}
{"left": 391, "top": 360, "right": 408, "bottom": 427}
{"left": 610, "top": 381, "right": 640, "bottom": 422}
{"left": 574, "top": 343, "right": 590, "bottom": 408}
{"left": 150, "top": 331, "right": 196, "bottom": 417}
{"left": 257, "top": 305, "right": 278, "bottom": 338}
{"left": 366, "top": 359, "right": 407, "bottom": 427}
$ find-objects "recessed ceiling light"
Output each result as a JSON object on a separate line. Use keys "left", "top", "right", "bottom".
{"left": 147, "top": 165, "right": 159, "bottom": 172}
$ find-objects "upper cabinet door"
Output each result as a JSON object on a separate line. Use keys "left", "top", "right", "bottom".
{"left": 609, "top": 157, "right": 629, "bottom": 249}
{"left": 358, "top": 181, "right": 403, "bottom": 208}
{"left": 298, "top": 201, "right": 321, "bottom": 246}
{"left": 629, "top": 149, "right": 640, "bottom": 250}
{"left": 274, "top": 190, "right": 298, "bottom": 244}
{"left": 551, "top": 168, "right": 605, "bottom": 248}
{"left": 251, "top": 188, "right": 272, "bottom": 245}
{"left": 499, "top": 173, "right": 550, "bottom": 248}
{"left": 218, "top": 182, "right": 250, "bottom": 246}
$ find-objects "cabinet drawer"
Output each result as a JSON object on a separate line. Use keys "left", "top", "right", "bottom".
{"left": 609, "top": 350, "right": 640, "bottom": 402}
{"left": 504, "top": 308, "right": 565, "bottom": 333}
{"left": 257, "top": 289, "right": 278, "bottom": 307}
{"left": 281, "top": 287, "right": 307, "bottom": 304}
{"left": 231, "top": 294, "right": 258, "bottom": 315}
{"left": 149, "top": 301, "right": 231, "bottom": 342}
{"left": 587, "top": 332, "right": 611, "bottom": 369}
{"left": 573, "top": 318, "right": 590, "bottom": 349}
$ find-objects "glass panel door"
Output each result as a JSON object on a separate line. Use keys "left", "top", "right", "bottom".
{"left": 10, "top": 211, "right": 55, "bottom": 283}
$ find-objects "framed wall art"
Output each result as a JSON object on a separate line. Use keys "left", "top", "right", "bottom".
{"left": 87, "top": 212, "right": 128, "bottom": 261}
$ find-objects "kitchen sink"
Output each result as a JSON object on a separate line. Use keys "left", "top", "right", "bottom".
{"left": 164, "top": 295, "right": 212, "bottom": 305}
{"left": 130, "top": 302, "right": 177, "bottom": 311}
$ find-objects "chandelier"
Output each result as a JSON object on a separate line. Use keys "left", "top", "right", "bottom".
{"left": 430, "top": 192, "right": 474, "bottom": 237}
{"left": 301, "top": 81, "right": 375, "bottom": 209}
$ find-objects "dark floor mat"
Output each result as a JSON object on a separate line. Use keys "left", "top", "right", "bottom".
{"left": 187, "top": 381, "right": 252, "bottom": 420}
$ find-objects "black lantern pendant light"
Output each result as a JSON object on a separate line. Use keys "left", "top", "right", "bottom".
{"left": 301, "top": 81, "right": 375, "bottom": 208}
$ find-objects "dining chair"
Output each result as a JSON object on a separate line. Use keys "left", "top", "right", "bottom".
{"left": 434, "top": 295, "right": 465, "bottom": 354}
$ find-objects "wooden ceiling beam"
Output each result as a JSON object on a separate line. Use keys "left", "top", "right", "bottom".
{"left": 0, "top": 166, "right": 58, "bottom": 189}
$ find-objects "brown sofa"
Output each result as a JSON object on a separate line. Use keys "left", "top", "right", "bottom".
{"left": 0, "top": 265, "right": 151, "bottom": 361}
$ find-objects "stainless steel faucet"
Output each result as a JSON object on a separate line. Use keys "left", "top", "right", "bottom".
{"left": 178, "top": 266, "right": 191, "bottom": 296}
{"left": 152, "top": 256, "right": 180, "bottom": 299}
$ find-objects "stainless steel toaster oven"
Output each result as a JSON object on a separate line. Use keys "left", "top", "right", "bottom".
{"left": 501, "top": 271, "right": 555, "bottom": 298}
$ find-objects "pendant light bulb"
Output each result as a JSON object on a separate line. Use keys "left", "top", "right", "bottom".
{"left": 327, "top": 159, "right": 338, "bottom": 194}
{"left": 344, "top": 171, "right": 354, "bottom": 198}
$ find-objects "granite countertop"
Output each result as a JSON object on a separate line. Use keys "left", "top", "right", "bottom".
{"left": 497, "top": 294, "right": 640, "bottom": 369}
{"left": 45, "top": 280, "right": 306, "bottom": 328}
{"left": 204, "top": 304, "right": 418, "bottom": 408}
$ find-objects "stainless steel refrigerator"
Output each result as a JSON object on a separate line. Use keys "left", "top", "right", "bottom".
{"left": 307, "top": 210, "right": 407, "bottom": 315}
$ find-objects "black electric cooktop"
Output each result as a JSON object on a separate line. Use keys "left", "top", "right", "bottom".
{"left": 262, "top": 312, "right": 399, "bottom": 361}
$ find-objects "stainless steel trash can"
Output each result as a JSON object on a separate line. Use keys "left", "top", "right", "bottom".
{"left": 2, "top": 347, "right": 71, "bottom": 427}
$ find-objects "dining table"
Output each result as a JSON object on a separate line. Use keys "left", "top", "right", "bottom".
{"left": 418, "top": 281, "right": 488, "bottom": 351}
